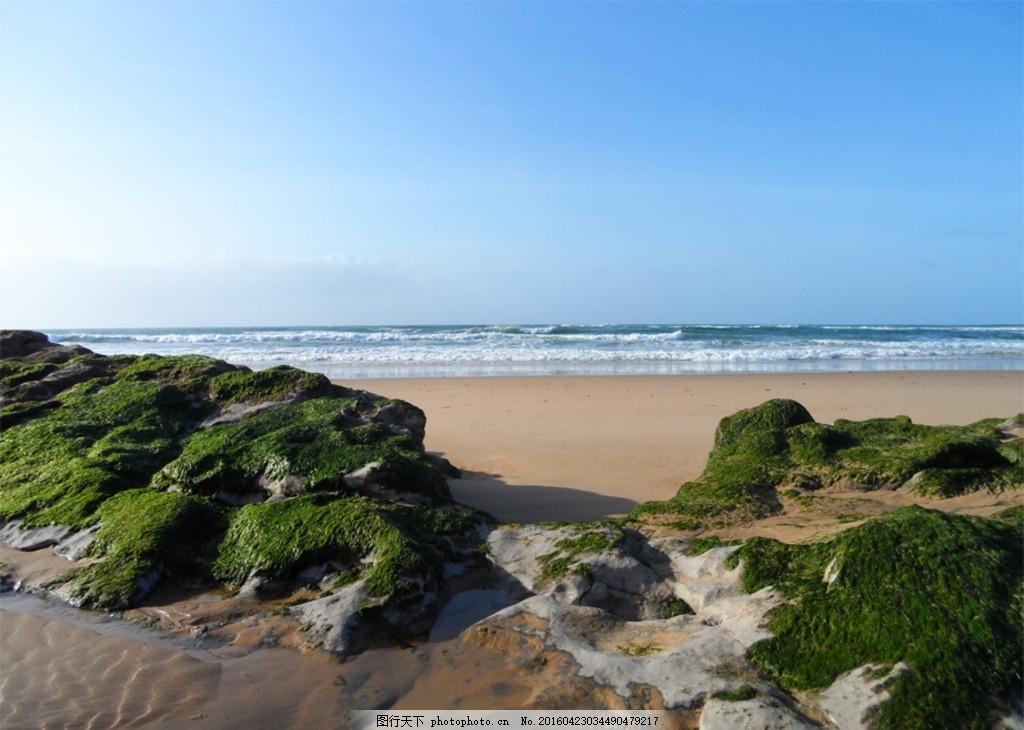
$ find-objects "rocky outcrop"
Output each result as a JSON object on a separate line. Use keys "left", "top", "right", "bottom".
{"left": 480, "top": 526, "right": 784, "bottom": 710}
{"left": 464, "top": 505, "right": 1022, "bottom": 727}
{"left": 633, "top": 399, "right": 1022, "bottom": 529}
{"left": 0, "top": 330, "right": 92, "bottom": 362}
{"left": 0, "top": 331, "right": 477, "bottom": 632}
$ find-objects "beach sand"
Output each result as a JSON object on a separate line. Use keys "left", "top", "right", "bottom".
{"left": 2, "top": 371, "right": 1021, "bottom": 727}
{"left": 351, "top": 371, "right": 1023, "bottom": 523}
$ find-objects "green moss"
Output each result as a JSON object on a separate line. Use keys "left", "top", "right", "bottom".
{"left": 115, "top": 354, "right": 237, "bottom": 393}
{"left": 537, "top": 521, "right": 627, "bottom": 581}
{"left": 992, "top": 504, "right": 1024, "bottom": 525}
{"left": 712, "top": 399, "right": 814, "bottom": 459}
{"left": 57, "top": 378, "right": 202, "bottom": 433}
{"left": 56, "top": 489, "right": 221, "bottom": 609}
{"left": 212, "top": 494, "right": 469, "bottom": 597}
{"left": 781, "top": 488, "right": 816, "bottom": 508}
{"left": 0, "top": 380, "right": 203, "bottom": 527}
{"left": 0, "top": 399, "right": 61, "bottom": 428}
{"left": 155, "top": 397, "right": 450, "bottom": 500}
{"left": 711, "top": 686, "right": 757, "bottom": 702}
{"left": 631, "top": 400, "right": 1020, "bottom": 528}
{"left": 0, "top": 360, "right": 58, "bottom": 386}
{"left": 997, "top": 438, "right": 1024, "bottom": 467}
{"left": 732, "top": 506, "right": 1023, "bottom": 729}
{"left": 617, "top": 641, "right": 662, "bottom": 656}
{"left": 685, "top": 536, "right": 742, "bottom": 556}
{"left": 208, "top": 366, "right": 331, "bottom": 403}
{"left": 661, "top": 599, "right": 695, "bottom": 618}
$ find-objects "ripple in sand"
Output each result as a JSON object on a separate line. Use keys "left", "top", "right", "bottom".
{"left": 0, "top": 611, "right": 220, "bottom": 729}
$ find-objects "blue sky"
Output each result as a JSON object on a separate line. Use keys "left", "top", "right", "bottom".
{"left": 2, "top": 1, "right": 1021, "bottom": 327}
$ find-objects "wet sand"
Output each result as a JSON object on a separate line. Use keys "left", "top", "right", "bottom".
{"left": 2, "top": 371, "right": 1021, "bottom": 727}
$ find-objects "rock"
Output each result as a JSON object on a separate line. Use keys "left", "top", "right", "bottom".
{"left": 487, "top": 524, "right": 678, "bottom": 620}
{"left": 258, "top": 473, "right": 308, "bottom": 501}
{"left": 343, "top": 461, "right": 382, "bottom": 489}
{"left": 999, "top": 414, "right": 1024, "bottom": 431}
{"left": 699, "top": 698, "right": 823, "bottom": 730}
{"left": 0, "top": 520, "right": 98, "bottom": 560}
{"left": 0, "top": 520, "right": 75, "bottom": 551}
{"left": 369, "top": 400, "right": 427, "bottom": 447}
{"left": 474, "top": 591, "right": 774, "bottom": 710}
{"left": 0, "top": 330, "right": 92, "bottom": 363}
{"left": 1001, "top": 707, "right": 1024, "bottom": 730}
{"left": 289, "top": 579, "right": 382, "bottom": 656}
{"left": 816, "top": 662, "right": 910, "bottom": 730}
{"left": 0, "top": 337, "right": 474, "bottom": 630}
{"left": 198, "top": 397, "right": 301, "bottom": 428}
{"left": 480, "top": 529, "right": 783, "bottom": 710}
{"left": 5, "top": 360, "right": 108, "bottom": 404}
{"left": 52, "top": 525, "right": 100, "bottom": 561}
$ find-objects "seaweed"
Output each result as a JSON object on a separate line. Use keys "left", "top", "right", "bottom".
{"left": 55, "top": 489, "right": 222, "bottom": 609}
{"left": 536, "top": 521, "right": 627, "bottom": 581}
{"left": 212, "top": 494, "right": 473, "bottom": 597}
{"left": 732, "top": 506, "right": 1023, "bottom": 729}
{"left": 632, "top": 399, "right": 1020, "bottom": 527}
{"left": 0, "top": 342, "right": 465, "bottom": 614}
{"left": 155, "top": 397, "right": 450, "bottom": 501}
{"left": 0, "top": 379, "right": 202, "bottom": 527}
{"left": 208, "top": 366, "right": 332, "bottom": 403}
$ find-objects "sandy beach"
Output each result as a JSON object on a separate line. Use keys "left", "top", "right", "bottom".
{"left": 352, "top": 371, "right": 1023, "bottom": 523}
{"left": 2, "top": 370, "right": 1022, "bottom": 727}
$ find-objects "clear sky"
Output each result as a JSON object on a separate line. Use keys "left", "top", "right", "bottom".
{"left": 2, "top": 1, "right": 1021, "bottom": 327}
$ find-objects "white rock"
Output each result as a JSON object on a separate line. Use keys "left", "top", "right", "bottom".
{"left": 0, "top": 519, "right": 72, "bottom": 550}
{"left": 52, "top": 525, "right": 100, "bottom": 560}
{"left": 198, "top": 397, "right": 298, "bottom": 429}
{"left": 1000, "top": 706, "right": 1024, "bottom": 729}
{"left": 0, "top": 519, "right": 98, "bottom": 560}
{"left": 823, "top": 557, "right": 841, "bottom": 586}
{"left": 290, "top": 579, "right": 374, "bottom": 655}
{"left": 343, "top": 461, "right": 382, "bottom": 488}
{"left": 699, "top": 698, "right": 822, "bottom": 730}
{"left": 817, "top": 662, "right": 909, "bottom": 730}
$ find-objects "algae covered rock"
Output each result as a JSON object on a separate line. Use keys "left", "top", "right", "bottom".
{"left": 733, "top": 506, "right": 1023, "bottom": 729}
{"left": 633, "top": 398, "right": 1021, "bottom": 528}
{"left": 0, "top": 331, "right": 478, "bottom": 638}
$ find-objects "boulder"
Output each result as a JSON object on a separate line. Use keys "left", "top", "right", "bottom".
{"left": 0, "top": 330, "right": 92, "bottom": 362}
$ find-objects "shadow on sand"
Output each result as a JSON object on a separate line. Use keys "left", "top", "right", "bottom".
{"left": 446, "top": 468, "right": 638, "bottom": 524}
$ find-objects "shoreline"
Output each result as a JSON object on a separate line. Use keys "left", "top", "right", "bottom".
{"left": 346, "top": 370, "right": 1022, "bottom": 523}
{"left": 2, "top": 368, "right": 1020, "bottom": 725}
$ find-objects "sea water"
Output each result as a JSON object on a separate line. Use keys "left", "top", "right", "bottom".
{"left": 50, "top": 324, "right": 1023, "bottom": 378}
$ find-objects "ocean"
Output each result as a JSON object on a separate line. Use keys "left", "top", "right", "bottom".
{"left": 47, "top": 324, "right": 1024, "bottom": 379}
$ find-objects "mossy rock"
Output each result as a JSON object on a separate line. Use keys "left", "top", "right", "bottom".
{"left": 631, "top": 399, "right": 1021, "bottom": 527}
{"left": 732, "top": 506, "right": 1023, "bottom": 729}
{"left": 0, "top": 340, "right": 473, "bottom": 621}
{"left": 154, "top": 397, "right": 450, "bottom": 501}
{"left": 115, "top": 354, "right": 239, "bottom": 393}
{"left": 712, "top": 398, "right": 814, "bottom": 459}
{"left": 208, "top": 366, "right": 333, "bottom": 403}
{"left": 0, "top": 360, "right": 59, "bottom": 387}
{"left": 992, "top": 504, "right": 1024, "bottom": 526}
{"left": 0, "top": 379, "right": 203, "bottom": 528}
{"left": 55, "top": 489, "right": 222, "bottom": 609}
{"left": 535, "top": 521, "right": 628, "bottom": 581}
{"left": 212, "top": 494, "right": 474, "bottom": 597}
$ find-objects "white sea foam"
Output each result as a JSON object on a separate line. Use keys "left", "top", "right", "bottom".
{"left": 49, "top": 324, "right": 1024, "bottom": 378}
